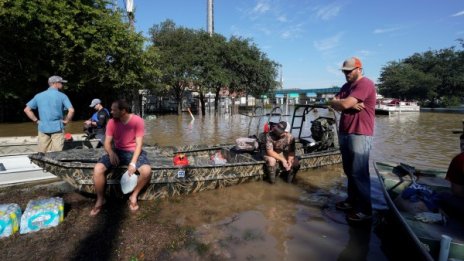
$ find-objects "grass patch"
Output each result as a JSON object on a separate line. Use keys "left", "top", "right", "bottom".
{"left": 136, "top": 199, "right": 161, "bottom": 221}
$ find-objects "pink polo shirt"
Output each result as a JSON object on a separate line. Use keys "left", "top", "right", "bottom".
{"left": 106, "top": 114, "right": 145, "bottom": 151}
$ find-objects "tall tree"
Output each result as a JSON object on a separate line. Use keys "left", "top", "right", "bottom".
{"left": 149, "top": 20, "right": 198, "bottom": 115}
{"left": 378, "top": 42, "right": 464, "bottom": 106}
{"left": 0, "top": 0, "right": 158, "bottom": 121}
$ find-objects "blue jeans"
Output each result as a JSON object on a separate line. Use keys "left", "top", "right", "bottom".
{"left": 339, "top": 133, "right": 373, "bottom": 215}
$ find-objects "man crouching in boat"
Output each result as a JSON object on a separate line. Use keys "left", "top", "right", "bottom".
{"left": 90, "top": 99, "right": 152, "bottom": 216}
{"left": 264, "top": 121, "right": 300, "bottom": 184}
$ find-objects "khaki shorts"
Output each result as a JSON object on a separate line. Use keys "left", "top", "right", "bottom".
{"left": 38, "top": 131, "right": 64, "bottom": 152}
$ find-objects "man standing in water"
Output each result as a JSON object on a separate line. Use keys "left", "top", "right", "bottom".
{"left": 90, "top": 99, "right": 151, "bottom": 216}
{"left": 24, "top": 75, "right": 74, "bottom": 152}
{"left": 330, "top": 57, "right": 376, "bottom": 222}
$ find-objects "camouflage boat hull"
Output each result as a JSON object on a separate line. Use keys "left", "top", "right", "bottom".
{"left": 296, "top": 146, "right": 342, "bottom": 170}
{"left": 0, "top": 134, "right": 99, "bottom": 156}
{"left": 29, "top": 144, "right": 342, "bottom": 200}
{"left": 29, "top": 145, "right": 265, "bottom": 200}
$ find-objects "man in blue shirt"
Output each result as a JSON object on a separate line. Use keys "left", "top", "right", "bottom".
{"left": 24, "top": 75, "right": 74, "bottom": 152}
{"left": 84, "top": 98, "right": 110, "bottom": 147}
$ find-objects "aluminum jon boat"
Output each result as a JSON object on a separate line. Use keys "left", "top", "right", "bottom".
{"left": 0, "top": 134, "right": 99, "bottom": 187}
{"left": 374, "top": 161, "right": 464, "bottom": 261}
{"left": 0, "top": 134, "right": 99, "bottom": 157}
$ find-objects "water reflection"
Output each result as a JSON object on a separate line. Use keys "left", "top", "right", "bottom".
{"left": 337, "top": 222, "right": 372, "bottom": 261}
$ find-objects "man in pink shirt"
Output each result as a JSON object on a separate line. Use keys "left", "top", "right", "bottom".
{"left": 90, "top": 100, "right": 151, "bottom": 216}
{"left": 330, "top": 57, "right": 376, "bottom": 222}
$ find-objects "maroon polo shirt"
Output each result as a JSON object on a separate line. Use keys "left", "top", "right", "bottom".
{"left": 337, "top": 77, "right": 376, "bottom": 136}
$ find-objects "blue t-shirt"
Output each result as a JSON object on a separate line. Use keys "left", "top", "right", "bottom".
{"left": 26, "top": 87, "right": 73, "bottom": 133}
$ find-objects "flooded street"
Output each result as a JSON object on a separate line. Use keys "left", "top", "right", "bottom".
{"left": 0, "top": 109, "right": 462, "bottom": 260}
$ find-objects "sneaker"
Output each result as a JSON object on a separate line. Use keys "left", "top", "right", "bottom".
{"left": 346, "top": 212, "right": 372, "bottom": 222}
{"left": 335, "top": 201, "right": 353, "bottom": 211}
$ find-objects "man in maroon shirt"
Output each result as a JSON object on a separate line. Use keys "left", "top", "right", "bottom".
{"left": 330, "top": 57, "right": 376, "bottom": 222}
{"left": 439, "top": 145, "right": 464, "bottom": 219}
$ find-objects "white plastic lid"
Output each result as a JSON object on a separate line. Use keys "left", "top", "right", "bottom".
{"left": 120, "top": 170, "right": 138, "bottom": 194}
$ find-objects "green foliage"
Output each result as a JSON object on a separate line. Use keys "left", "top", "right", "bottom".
{"left": 0, "top": 0, "right": 160, "bottom": 121}
{"left": 441, "top": 96, "right": 461, "bottom": 107}
{"left": 378, "top": 43, "right": 464, "bottom": 106}
{"left": 148, "top": 20, "right": 278, "bottom": 114}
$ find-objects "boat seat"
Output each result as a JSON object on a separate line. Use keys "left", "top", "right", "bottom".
{"left": 299, "top": 137, "right": 315, "bottom": 146}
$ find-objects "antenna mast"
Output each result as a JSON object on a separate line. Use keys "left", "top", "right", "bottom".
{"left": 207, "top": 0, "right": 214, "bottom": 36}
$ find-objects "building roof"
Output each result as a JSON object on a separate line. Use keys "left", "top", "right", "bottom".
{"left": 274, "top": 87, "right": 340, "bottom": 96}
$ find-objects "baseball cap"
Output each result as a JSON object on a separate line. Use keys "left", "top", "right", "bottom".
{"left": 48, "top": 75, "right": 68, "bottom": 84}
{"left": 89, "top": 98, "right": 101, "bottom": 107}
{"left": 284, "top": 121, "right": 291, "bottom": 132}
{"left": 272, "top": 121, "right": 288, "bottom": 136}
{"left": 341, "top": 57, "right": 362, "bottom": 71}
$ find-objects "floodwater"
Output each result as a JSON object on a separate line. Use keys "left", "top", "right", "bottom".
{"left": 0, "top": 109, "right": 462, "bottom": 260}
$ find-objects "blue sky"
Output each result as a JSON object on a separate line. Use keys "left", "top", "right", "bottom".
{"left": 120, "top": 0, "right": 464, "bottom": 89}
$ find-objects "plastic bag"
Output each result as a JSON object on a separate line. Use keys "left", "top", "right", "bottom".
{"left": 210, "top": 151, "right": 227, "bottom": 165}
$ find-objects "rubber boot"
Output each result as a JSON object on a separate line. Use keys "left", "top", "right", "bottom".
{"left": 267, "top": 165, "right": 277, "bottom": 184}
{"left": 286, "top": 164, "right": 300, "bottom": 183}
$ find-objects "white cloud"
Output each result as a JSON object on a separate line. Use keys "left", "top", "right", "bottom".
{"left": 280, "top": 23, "right": 304, "bottom": 39}
{"left": 252, "top": 0, "right": 271, "bottom": 14}
{"left": 314, "top": 3, "right": 343, "bottom": 21}
{"left": 314, "top": 32, "right": 344, "bottom": 51}
{"left": 373, "top": 27, "right": 401, "bottom": 34}
{"left": 451, "top": 10, "right": 464, "bottom": 17}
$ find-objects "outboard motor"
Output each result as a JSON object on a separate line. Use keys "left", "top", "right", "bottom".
{"left": 308, "top": 117, "right": 336, "bottom": 151}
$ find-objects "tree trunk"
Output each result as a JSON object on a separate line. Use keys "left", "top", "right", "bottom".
{"left": 199, "top": 91, "right": 206, "bottom": 115}
{"left": 175, "top": 82, "right": 184, "bottom": 115}
{"left": 214, "top": 87, "right": 220, "bottom": 112}
{"left": 127, "top": 89, "right": 141, "bottom": 115}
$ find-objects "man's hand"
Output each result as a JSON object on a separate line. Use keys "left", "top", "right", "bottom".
{"left": 127, "top": 163, "right": 137, "bottom": 175}
{"left": 109, "top": 151, "right": 119, "bottom": 166}
{"left": 62, "top": 119, "right": 69, "bottom": 125}
{"left": 352, "top": 102, "right": 365, "bottom": 111}
{"left": 288, "top": 157, "right": 294, "bottom": 167}
{"left": 282, "top": 160, "right": 291, "bottom": 171}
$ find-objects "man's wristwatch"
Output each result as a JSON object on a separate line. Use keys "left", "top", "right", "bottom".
{"left": 129, "top": 163, "right": 136, "bottom": 168}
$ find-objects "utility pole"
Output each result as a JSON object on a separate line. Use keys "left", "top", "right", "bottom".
{"left": 124, "top": 0, "right": 140, "bottom": 115}
{"left": 125, "top": 0, "right": 135, "bottom": 28}
{"left": 207, "top": 0, "right": 214, "bottom": 36}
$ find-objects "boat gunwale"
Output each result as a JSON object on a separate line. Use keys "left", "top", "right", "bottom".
{"left": 374, "top": 161, "right": 435, "bottom": 261}
{"left": 28, "top": 148, "right": 267, "bottom": 171}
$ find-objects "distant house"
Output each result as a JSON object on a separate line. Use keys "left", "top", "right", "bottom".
{"left": 274, "top": 87, "right": 340, "bottom": 105}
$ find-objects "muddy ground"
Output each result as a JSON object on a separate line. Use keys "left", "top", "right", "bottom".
{"left": 0, "top": 182, "right": 202, "bottom": 261}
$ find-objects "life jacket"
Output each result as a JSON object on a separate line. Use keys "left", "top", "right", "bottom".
{"left": 91, "top": 108, "right": 110, "bottom": 125}
{"left": 173, "top": 153, "right": 189, "bottom": 166}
